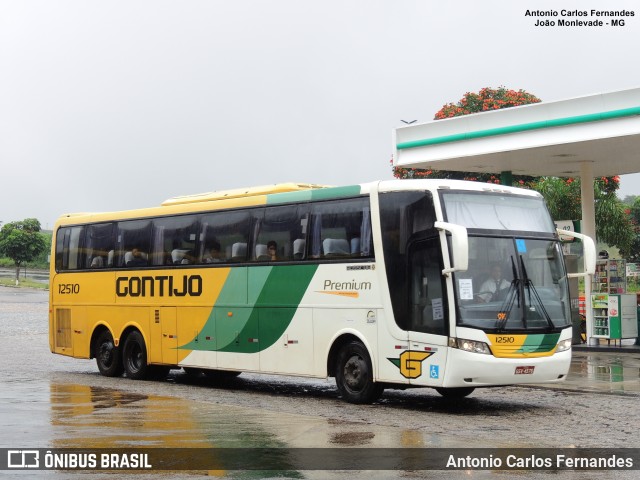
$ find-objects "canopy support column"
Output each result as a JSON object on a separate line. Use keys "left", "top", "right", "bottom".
{"left": 580, "top": 161, "right": 597, "bottom": 346}
{"left": 500, "top": 171, "right": 513, "bottom": 186}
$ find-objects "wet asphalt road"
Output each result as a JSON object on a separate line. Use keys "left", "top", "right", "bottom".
{"left": 1, "top": 287, "right": 640, "bottom": 479}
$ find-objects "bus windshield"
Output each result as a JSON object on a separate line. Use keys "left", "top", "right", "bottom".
{"left": 442, "top": 190, "right": 570, "bottom": 331}
{"left": 451, "top": 236, "right": 571, "bottom": 332}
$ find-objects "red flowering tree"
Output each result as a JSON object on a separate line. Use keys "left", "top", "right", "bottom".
{"left": 434, "top": 87, "right": 541, "bottom": 120}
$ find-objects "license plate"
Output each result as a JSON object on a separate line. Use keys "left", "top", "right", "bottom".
{"left": 515, "top": 366, "right": 535, "bottom": 375}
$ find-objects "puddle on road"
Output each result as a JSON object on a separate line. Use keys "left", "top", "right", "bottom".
{"left": 45, "top": 381, "right": 527, "bottom": 477}
{"left": 562, "top": 352, "right": 640, "bottom": 393}
{"left": 48, "top": 382, "right": 450, "bottom": 450}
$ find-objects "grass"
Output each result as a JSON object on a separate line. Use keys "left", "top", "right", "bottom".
{"left": 0, "top": 278, "right": 49, "bottom": 290}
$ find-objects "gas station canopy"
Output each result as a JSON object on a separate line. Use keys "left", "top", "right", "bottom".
{"left": 394, "top": 87, "right": 640, "bottom": 177}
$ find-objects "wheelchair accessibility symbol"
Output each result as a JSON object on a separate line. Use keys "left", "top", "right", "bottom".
{"left": 429, "top": 365, "right": 439, "bottom": 379}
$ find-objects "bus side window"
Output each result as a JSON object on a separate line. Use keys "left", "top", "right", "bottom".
{"left": 253, "top": 205, "right": 309, "bottom": 262}
{"left": 55, "top": 227, "right": 68, "bottom": 271}
{"left": 55, "top": 226, "right": 85, "bottom": 271}
{"left": 116, "top": 220, "right": 152, "bottom": 268}
{"left": 85, "top": 223, "right": 115, "bottom": 269}
{"left": 200, "top": 211, "right": 251, "bottom": 264}
{"left": 310, "top": 197, "right": 373, "bottom": 260}
{"left": 151, "top": 215, "right": 200, "bottom": 266}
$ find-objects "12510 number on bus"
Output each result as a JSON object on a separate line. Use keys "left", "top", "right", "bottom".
{"left": 58, "top": 283, "right": 80, "bottom": 295}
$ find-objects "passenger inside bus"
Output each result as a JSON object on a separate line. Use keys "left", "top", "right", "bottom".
{"left": 125, "top": 248, "right": 148, "bottom": 267}
{"left": 267, "top": 240, "right": 278, "bottom": 261}
{"left": 202, "top": 239, "right": 224, "bottom": 263}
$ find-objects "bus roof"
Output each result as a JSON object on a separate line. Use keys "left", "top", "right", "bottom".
{"left": 54, "top": 179, "right": 542, "bottom": 227}
{"left": 161, "top": 183, "right": 331, "bottom": 207}
{"left": 377, "top": 179, "right": 543, "bottom": 197}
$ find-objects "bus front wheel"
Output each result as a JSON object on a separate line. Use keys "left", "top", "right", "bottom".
{"left": 95, "top": 330, "right": 124, "bottom": 377}
{"left": 122, "top": 331, "right": 151, "bottom": 380}
{"left": 335, "top": 341, "right": 383, "bottom": 404}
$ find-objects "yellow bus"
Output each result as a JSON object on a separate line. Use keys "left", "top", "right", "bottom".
{"left": 50, "top": 180, "right": 595, "bottom": 403}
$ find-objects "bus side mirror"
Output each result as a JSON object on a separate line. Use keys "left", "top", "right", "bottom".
{"left": 435, "top": 221, "right": 468, "bottom": 274}
{"left": 557, "top": 229, "right": 596, "bottom": 277}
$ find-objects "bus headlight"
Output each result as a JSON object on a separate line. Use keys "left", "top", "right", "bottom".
{"left": 556, "top": 339, "right": 572, "bottom": 352}
{"left": 449, "top": 337, "right": 492, "bottom": 355}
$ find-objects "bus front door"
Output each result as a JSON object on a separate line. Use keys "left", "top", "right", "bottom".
{"left": 407, "top": 239, "right": 448, "bottom": 386}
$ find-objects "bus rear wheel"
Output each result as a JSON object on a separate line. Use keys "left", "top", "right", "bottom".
{"left": 335, "top": 341, "right": 383, "bottom": 404}
{"left": 95, "top": 330, "right": 123, "bottom": 377}
{"left": 122, "top": 331, "right": 151, "bottom": 380}
{"left": 435, "top": 387, "right": 475, "bottom": 398}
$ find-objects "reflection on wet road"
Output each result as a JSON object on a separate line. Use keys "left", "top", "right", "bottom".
{"left": 534, "top": 351, "right": 640, "bottom": 394}
{"left": 47, "top": 380, "right": 471, "bottom": 450}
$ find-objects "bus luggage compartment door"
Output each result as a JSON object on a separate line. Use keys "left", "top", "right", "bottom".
{"left": 149, "top": 307, "right": 177, "bottom": 365}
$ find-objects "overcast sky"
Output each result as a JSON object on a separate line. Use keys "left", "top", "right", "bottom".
{"left": 1, "top": 0, "right": 639, "bottom": 230}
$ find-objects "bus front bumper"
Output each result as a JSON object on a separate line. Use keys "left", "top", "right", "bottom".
{"left": 441, "top": 347, "right": 572, "bottom": 388}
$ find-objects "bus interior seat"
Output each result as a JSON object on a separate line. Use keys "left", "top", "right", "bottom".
{"left": 293, "top": 239, "right": 305, "bottom": 259}
{"left": 231, "top": 242, "right": 247, "bottom": 261}
{"left": 107, "top": 250, "right": 115, "bottom": 267}
{"left": 323, "top": 238, "right": 350, "bottom": 257}
{"left": 282, "top": 242, "right": 291, "bottom": 259}
{"left": 255, "top": 244, "right": 270, "bottom": 261}
{"left": 171, "top": 249, "right": 191, "bottom": 264}
{"left": 350, "top": 237, "right": 361, "bottom": 255}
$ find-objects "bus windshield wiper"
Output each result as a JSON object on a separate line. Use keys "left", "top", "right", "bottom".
{"left": 520, "top": 255, "right": 555, "bottom": 330}
{"left": 495, "top": 256, "right": 521, "bottom": 332}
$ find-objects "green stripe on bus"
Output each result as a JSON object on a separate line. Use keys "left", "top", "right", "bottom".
{"left": 267, "top": 185, "right": 362, "bottom": 204}
{"left": 180, "top": 265, "right": 318, "bottom": 353}
{"left": 255, "top": 264, "right": 317, "bottom": 306}
{"left": 309, "top": 185, "right": 362, "bottom": 201}
{"left": 517, "top": 333, "right": 560, "bottom": 353}
{"left": 396, "top": 106, "right": 640, "bottom": 150}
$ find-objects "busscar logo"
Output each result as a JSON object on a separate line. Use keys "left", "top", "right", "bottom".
{"left": 346, "top": 264, "right": 375, "bottom": 271}
{"left": 8, "top": 450, "right": 39, "bottom": 468}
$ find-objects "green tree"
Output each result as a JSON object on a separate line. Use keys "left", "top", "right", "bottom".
{"left": 531, "top": 176, "right": 634, "bottom": 254}
{"left": 0, "top": 218, "right": 49, "bottom": 284}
